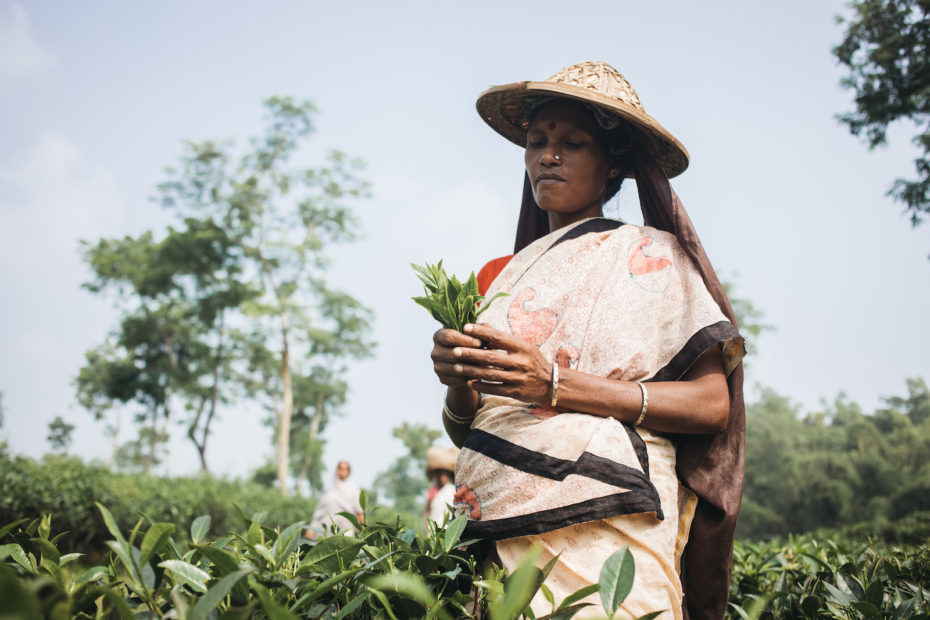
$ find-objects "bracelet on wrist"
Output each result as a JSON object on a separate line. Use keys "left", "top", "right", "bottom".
{"left": 634, "top": 381, "right": 648, "bottom": 426}
{"left": 442, "top": 391, "right": 478, "bottom": 425}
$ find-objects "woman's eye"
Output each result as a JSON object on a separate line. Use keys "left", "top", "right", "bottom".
{"left": 527, "top": 139, "right": 545, "bottom": 148}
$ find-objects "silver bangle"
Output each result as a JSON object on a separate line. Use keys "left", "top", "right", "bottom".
{"left": 443, "top": 398, "right": 475, "bottom": 425}
{"left": 634, "top": 381, "right": 648, "bottom": 426}
{"left": 550, "top": 362, "right": 560, "bottom": 407}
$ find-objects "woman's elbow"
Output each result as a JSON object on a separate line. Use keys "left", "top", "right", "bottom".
{"left": 705, "top": 382, "right": 731, "bottom": 434}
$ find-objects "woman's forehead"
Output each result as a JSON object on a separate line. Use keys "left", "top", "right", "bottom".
{"left": 528, "top": 99, "right": 598, "bottom": 133}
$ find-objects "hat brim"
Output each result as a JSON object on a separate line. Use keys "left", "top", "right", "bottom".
{"left": 476, "top": 81, "right": 689, "bottom": 179}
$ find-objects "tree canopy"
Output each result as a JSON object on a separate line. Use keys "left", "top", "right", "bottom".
{"left": 834, "top": 0, "right": 930, "bottom": 245}
{"left": 77, "top": 97, "right": 375, "bottom": 489}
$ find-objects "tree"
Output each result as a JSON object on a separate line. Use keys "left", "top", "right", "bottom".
{"left": 46, "top": 416, "right": 75, "bottom": 453}
{"left": 834, "top": 0, "right": 930, "bottom": 243}
{"left": 77, "top": 224, "right": 245, "bottom": 474}
{"left": 372, "top": 423, "right": 443, "bottom": 520}
{"left": 156, "top": 97, "right": 375, "bottom": 495}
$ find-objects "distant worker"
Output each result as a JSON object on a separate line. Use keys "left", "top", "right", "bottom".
{"left": 305, "top": 460, "right": 364, "bottom": 539}
{"left": 425, "top": 446, "right": 459, "bottom": 525}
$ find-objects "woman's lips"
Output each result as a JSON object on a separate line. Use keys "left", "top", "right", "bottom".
{"left": 536, "top": 174, "right": 565, "bottom": 185}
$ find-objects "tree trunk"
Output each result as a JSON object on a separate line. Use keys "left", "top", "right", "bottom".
{"left": 277, "top": 311, "right": 293, "bottom": 497}
{"left": 192, "top": 310, "right": 225, "bottom": 475}
{"left": 188, "top": 396, "right": 209, "bottom": 474}
{"left": 145, "top": 407, "right": 157, "bottom": 475}
{"left": 110, "top": 411, "right": 121, "bottom": 470}
{"left": 296, "top": 392, "right": 326, "bottom": 495}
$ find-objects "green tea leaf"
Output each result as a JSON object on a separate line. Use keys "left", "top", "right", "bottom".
{"left": 492, "top": 546, "right": 543, "bottom": 620}
{"left": 251, "top": 581, "right": 297, "bottom": 620}
{"left": 72, "top": 565, "right": 108, "bottom": 591}
{"left": 190, "top": 515, "right": 212, "bottom": 544}
{"left": 411, "top": 261, "right": 506, "bottom": 331}
{"left": 443, "top": 513, "right": 468, "bottom": 553}
{"left": 298, "top": 535, "right": 363, "bottom": 574}
{"left": 95, "top": 503, "right": 128, "bottom": 547}
{"left": 537, "top": 603, "right": 593, "bottom": 620}
{"left": 599, "top": 545, "right": 635, "bottom": 619}
{"left": 190, "top": 567, "right": 253, "bottom": 620}
{"left": 1, "top": 543, "right": 35, "bottom": 574}
{"left": 0, "top": 518, "right": 28, "bottom": 540}
{"left": 139, "top": 522, "right": 175, "bottom": 567}
{"left": 557, "top": 583, "right": 599, "bottom": 610}
{"left": 159, "top": 559, "right": 210, "bottom": 593}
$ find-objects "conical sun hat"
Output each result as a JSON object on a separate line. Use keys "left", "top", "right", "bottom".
{"left": 476, "top": 61, "right": 689, "bottom": 178}
{"left": 426, "top": 446, "right": 459, "bottom": 477}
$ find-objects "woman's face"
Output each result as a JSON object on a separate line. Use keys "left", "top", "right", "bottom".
{"left": 524, "top": 99, "right": 610, "bottom": 225}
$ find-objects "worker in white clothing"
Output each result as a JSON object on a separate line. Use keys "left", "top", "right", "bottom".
{"left": 425, "top": 446, "right": 459, "bottom": 526}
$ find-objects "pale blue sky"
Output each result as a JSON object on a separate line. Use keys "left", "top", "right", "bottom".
{"left": 2, "top": 1, "right": 928, "bottom": 488}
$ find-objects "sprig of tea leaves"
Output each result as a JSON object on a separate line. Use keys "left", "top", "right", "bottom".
{"left": 411, "top": 260, "right": 507, "bottom": 332}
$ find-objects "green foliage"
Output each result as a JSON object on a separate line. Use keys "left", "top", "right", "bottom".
{"left": 412, "top": 260, "right": 507, "bottom": 332}
{"left": 729, "top": 535, "right": 930, "bottom": 619}
{"left": 0, "top": 452, "right": 311, "bottom": 555}
{"left": 5, "top": 473, "right": 927, "bottom": 619}
{"left": 834, "top": 0, "right": 930, "bottom": 243}
{"left": 78, "top": 96, "right": 376, "bottom": 490}
{"left": 0, "top": 502, "right": 656, "bottom": 620}
{"left": 46, "top": 416, "right": 74, "bottom": 453}
{"left": 738, "top": 379, "right": 930, "bottom": 540}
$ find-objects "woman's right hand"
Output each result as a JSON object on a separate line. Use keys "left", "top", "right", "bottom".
{"left": 431, "top": 328, "right": 484, "bottom": 387}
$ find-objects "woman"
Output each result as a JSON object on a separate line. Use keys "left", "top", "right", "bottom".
{"left": 430, "top": 62, "right": 745, "bottom": 620}
{"left": 305, "top": 460, "right": 364, "bottom": 539}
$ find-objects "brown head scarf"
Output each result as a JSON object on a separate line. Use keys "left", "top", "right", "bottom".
{"left": 514, "top": 144, "right": 745, "bottom": 620}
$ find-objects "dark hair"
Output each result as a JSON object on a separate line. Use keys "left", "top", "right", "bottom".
{"left": 602, "top": 124, "right": 634, "bottom": 202}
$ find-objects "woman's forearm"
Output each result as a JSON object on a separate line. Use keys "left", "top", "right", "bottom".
{"left": 556, "top": 347, "right": 730, "bottom": 434}
{"left": 443, "top": 384, "right": 481, "bottom": 447}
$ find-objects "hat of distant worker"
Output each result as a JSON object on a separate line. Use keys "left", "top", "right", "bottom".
{"left": 425, "top": 446, "right": 459, "bottom": 477}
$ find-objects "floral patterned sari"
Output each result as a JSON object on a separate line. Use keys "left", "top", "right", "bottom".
{"left": 452, "top": 218, "right": 743, "bottom": 619}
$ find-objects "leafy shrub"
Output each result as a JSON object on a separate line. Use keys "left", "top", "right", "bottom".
{"left": 0, "top": 502, "right": 647, "bottom": 619}
{"left": 729, "top": 535, "right": 930, "bottom": 618}
{"left": 0, "top": 452, "right": 312, "bottom": 554}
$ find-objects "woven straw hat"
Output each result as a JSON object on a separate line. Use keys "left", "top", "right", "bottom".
{"left": 476, "top": 61, "right": 689, "bottom": 178}
{"left": 426, "top": 446, "right": 459, "bottom": 476}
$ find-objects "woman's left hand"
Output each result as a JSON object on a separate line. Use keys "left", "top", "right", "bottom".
{"left": 451, "top": 323, "right": 552, "bottom": 405}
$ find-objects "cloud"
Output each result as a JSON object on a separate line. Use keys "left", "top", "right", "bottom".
{"left": 0, "top": 3, "right": 55, "bottom": 84}
{"left": 0, "top": 130, "right": 124, "bottom": 373}
{"left": 0, "top": 131, "right": 124, "bottom": 464}
{"left": 0, "top": 131, "right": 123, "bottom": 255}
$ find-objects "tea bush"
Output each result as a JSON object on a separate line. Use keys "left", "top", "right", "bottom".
{"left": 0, "top": 452, "right": 312, "bottom": 554}
{"left": 729, "top": 535, "right": 930, "bottom": 619}
{"left": 0, "top": 502, "right": 646, "bottom": 619}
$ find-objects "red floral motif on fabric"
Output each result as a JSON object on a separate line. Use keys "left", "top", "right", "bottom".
{"left": 453, "top": 483, "right": 481, "bottom": 520}
{"left": 628, "top": 237, "right": 671, "bottom": 275}
{"left": 507, "top": 288, "right": 558, "bottom": 346}
{"left": 556, "top": 344, "right": 580, "bottom": 369}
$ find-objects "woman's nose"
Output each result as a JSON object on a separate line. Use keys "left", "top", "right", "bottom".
{"left": 541, "top": 149, "right": 561, "bottom": 165}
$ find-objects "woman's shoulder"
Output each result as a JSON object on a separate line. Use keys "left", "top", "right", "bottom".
{"left": 625, "top": 224, "right": 683, "bottom": 250}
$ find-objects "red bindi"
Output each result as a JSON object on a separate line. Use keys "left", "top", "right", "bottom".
{"left": 548, "top": 122, "right": 557, "bottom": 130}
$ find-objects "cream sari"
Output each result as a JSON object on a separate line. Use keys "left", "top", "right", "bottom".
{"left": 452, "top": 218, "right": 743, "bottom": 619}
